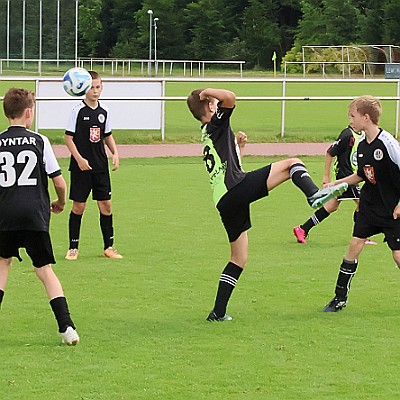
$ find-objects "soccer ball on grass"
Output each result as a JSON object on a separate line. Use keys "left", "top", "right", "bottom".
{"left": 62, "top": 67, "right": 92, "bottom": 97}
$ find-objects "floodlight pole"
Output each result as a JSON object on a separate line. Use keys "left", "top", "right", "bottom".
{"left": 147, "top": 10, "right": 153, "bottom": 76}
{"left": 154, "top": 18, "right": 159, "bottom": 75}
{"left": 6, "top": 0, "right": 10, "bottom": 67}
{"left": 75, "top": 0, "right": 79, "bottom": 66}
{"left": 22, "top": 0, "right": 26, "bottom": 69}
{"left": 57, "top": 0, "right": 60, "bottom": 68}
{"left": 39, "top": 0, "right": 42, "bottom": 74}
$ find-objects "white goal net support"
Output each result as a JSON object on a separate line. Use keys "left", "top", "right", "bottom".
{"left": 297, "top": 45, "right": 400, "bottom": 78}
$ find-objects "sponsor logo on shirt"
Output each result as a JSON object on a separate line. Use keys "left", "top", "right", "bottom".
{"left": 216, "top": 110, "right": 224, "bottom": 119}
{"left": 83, "top": 116, "right": 90, "bottom": 121}
{"left": 98, "top": 114, "right": 105, "bottom": 123}
{"left": 89, "top": 127, "right": 101, "bottom": 143}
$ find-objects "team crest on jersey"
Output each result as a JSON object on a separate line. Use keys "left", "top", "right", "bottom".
{"left": 98, "top": 114, "right": 105, "bottom": 123}
{"left": 90, "top": 127, "right": 101, "bottom": 143}
{"left": 351, "top": 151, "right": 358, "bottom": 168}
{"left": 363, "top": 165, "right": 376, "bottom": 184}
{"left": 373, "top": 148, "right": 384, "bottom": 161}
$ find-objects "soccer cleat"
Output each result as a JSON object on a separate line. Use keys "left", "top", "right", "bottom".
{"left": 206, "top": 310, "right": 233, "bottom": 322}
{"left": 308, "top": 183, "right": 348, "bottom": 209}
{"left": 364, "top": 239, "right": 378, "bottom": 245}
{"left": 293, "top": 226, "right": 307, "bottom": 244}
{"left": 104, "top": 246, "right": 123, "bottom": 259}
{"left": 65, "top": 248, "right": 79, "bottom": 261}
{"left": 60, "top": 326, "right": 80, "bottom": 346}
{"left": 322, "top": 297, "right": 347, "bottom": 312}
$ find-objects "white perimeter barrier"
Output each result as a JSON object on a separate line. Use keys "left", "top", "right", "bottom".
{"left": 35, "top": 78, "right": 165, "bottom": 138}
{"left": 1, "top": 77, "right": 400, "bottom": 139}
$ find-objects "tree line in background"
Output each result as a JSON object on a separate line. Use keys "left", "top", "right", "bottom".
{"left": 1, "top": 0, "right": 400, "bottom": 69}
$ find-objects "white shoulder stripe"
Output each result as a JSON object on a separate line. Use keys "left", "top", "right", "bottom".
{"left": 380, "top": 130, "right": 400, "bottom": 171}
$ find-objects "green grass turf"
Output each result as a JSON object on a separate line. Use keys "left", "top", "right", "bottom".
{"left": 1, "top": 79, "right": 399, "bottom": 143}
{"left": 1, "top": 156, "right": 399, "bottom": 399}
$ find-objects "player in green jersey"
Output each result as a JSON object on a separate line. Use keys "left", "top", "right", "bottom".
{"left": 187, "top": 87, "right": 348, "bottom": 321}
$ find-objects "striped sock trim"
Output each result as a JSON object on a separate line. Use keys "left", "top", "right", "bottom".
{"left": 311, "top": 214, "right": 320, "bottom": 226}
{"left": 220, "top": 274, "right": 238, "bottom": 287}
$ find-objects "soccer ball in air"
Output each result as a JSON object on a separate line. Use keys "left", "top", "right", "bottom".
{"left": 62, "top": 67, "right": 92, "bottom": 97}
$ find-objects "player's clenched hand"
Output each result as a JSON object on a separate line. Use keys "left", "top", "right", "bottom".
{"left": 50, "top": 200, "right": 64, "bottom": 214}
{"left": 236, "top": 131, "right": 247, "bottom": 149}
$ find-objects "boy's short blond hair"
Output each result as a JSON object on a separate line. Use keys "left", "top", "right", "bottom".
{"left": 350, "top": 95, "right": 382, "bottom": 125}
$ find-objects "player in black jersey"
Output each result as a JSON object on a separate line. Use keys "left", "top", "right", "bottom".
{"left": 187, "top": 87, "right": 348, "bottom": 321}
{"left": 293, "top": 125, "right": 376, "bottom": 245}
{"left": 65, "top": 70, "right": 122, "bottom": 260}
{"left": 323, "top": 95, "right": 400, "bottom": 312}
{"left": 0, "top": 88, "right": 79, "bottom": 345}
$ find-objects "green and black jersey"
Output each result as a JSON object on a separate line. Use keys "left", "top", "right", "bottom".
{"left": 201, "top": 103, "right": 246, "bottom": 205}
{"left": 328, "top": 126, "right": 360, "bottom": 179}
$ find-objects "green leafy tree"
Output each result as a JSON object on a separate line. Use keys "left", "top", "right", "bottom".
{"left": 297, "top": 0, "right": 359, "bottom": 45}
{"left": 240, "top": 0, "right": 281, "bottom": 68}
{"left": 78, "top": 0, "right": 102, "bottom": 57}
{"left": 185, "top": 0, "right": 227, "bottom": 60}
{"left": 383, "top": 0, "right": 400, "bottom": 46}
{"left": 357, "top": 0, "right": 384, "bottom": 45}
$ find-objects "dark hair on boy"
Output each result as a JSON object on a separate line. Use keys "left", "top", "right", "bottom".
{"left": 187, "top": 89, "right": 207, "bottom": 121}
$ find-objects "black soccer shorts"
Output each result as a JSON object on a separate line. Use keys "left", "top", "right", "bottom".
{"left": 69, "top": 170, "right": 112, "bottom": 202}
{"left": 217, "top": 165, "right": 271, "bottom": 242}
{"left": 338, "top": 184, "right": 361, "bottom": 200}
{"left": 0, "top": 231, "right": 56, "bottom": 267}
{"left": 353, "top": 211, "right": 400, "bottom": 250}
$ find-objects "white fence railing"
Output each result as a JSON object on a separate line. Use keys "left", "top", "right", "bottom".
{"left": 0, "top": 77, "right": 399, "bottom": 139}
{"left": 0, "top": 58, "right": 245, "bottom": 77}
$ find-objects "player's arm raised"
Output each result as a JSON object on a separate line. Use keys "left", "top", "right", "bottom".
{"left": 199, "top": 88, "right": 236, "bottom": 108}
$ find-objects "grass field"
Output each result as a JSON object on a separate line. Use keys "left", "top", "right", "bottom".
{"left": 0, "top": 79, "right": 399, "bottom": 144}
{"left": 1, "top": 156, "right": 399, "bottom": 400}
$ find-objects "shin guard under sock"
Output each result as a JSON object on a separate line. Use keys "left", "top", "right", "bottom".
{"left": 335, "top": 259, "right": 358, "bottom": 300}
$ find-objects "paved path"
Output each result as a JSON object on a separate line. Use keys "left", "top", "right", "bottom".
{"left": 53, "top": 143, "right": 329, "bottom": 158}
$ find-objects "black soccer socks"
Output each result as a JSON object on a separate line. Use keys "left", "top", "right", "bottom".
{"left": 100, "top": 213, "right": 114, "bottom": 249}
{"left": 213, "top": 262, "right": 243, "bottom": 317}
{"left": 289, "top": 163, "right": 319, "bottom": 197}
{"left": 69, "top": 212, "right": 82, "bottom": 250}
{"left": 335, "top": 259, "right": 358, "bottom": 300}
{"left": 50, "top": 296, "right": 75, "bottom": 333}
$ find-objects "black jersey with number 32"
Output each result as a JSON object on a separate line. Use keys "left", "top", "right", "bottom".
{"left": 0, "top": 126, "right": 61, "bottom": 231}
{"left": 357, "top": 129, "right": 400, "bottom": 220}
{"left": 65, "top": 101, "right": 112, "bottom": 172}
